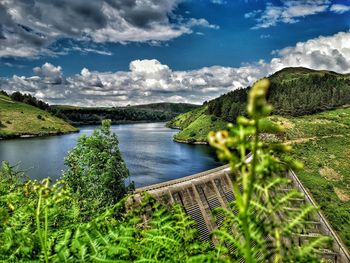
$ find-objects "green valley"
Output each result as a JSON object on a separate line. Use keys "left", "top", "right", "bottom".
{"left": 0, "top": 94, "right": 78, "bottom": 139}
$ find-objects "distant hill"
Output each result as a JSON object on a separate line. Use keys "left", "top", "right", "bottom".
{"left": 0, "top": 94, "right": 78, "bottom": 139}
{"left": 50, "top": 103, "right": 199, "bottom": 125}
{"left": 168, "top": 67, "right": 350, "bottom": 142}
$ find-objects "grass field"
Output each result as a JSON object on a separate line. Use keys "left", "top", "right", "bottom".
{"left": 274, "top": 108, "right": 350, "bottom": 247}
{"left": 0, "top": 95, "right": 78, "bottom": 138}
{"left": 168, "top": 106, "right": 227, "bottom": 143}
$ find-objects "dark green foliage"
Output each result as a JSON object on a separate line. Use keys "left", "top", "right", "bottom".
{"left": 0, "top": 90, "right": 9, "bottom": 97}
{"left": 10, "top": 91, "right": 50, "bottom": 111}
{"left": 63, "top": 119, "right": 132, "bottom": 217}
{"left": 51, "top": 103, "right": 199, "bottom": 124}
{"left": 206, "top": 67, "right": 350, "bottom": 121}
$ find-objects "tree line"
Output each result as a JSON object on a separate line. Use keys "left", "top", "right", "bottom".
{"left": 207, "top": 68, "right": 350, "bottom": 122}
{"left": 0, "top": 89, "right": 198, "bottom": 124}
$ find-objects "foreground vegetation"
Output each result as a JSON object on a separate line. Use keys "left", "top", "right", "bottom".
{"left": 0, "top": 80, "right": 327, "bottom": 262}
{"left": 0, "top": 94, "right": 77, "bottom": 139}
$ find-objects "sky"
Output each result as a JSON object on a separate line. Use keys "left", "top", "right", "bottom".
{"left": 0, "top": 0, "right": 349, "bottom": 106}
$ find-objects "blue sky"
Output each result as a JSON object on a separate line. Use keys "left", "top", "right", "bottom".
{"left": 0, "top": 0, "right": 349, "bottom": 105}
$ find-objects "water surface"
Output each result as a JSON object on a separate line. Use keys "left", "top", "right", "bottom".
{"left": 0, "top": 123, "right": 221, "bottom": 187}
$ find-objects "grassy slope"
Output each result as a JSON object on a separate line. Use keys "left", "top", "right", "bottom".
{"left": 273, "top": 108, "right": 350, "bottom": 247}
{"left": 0, "top": 95, "right": 78, "bottom": 138}
{"left": 167, "top": 106, "right": 227, "bottom": 142}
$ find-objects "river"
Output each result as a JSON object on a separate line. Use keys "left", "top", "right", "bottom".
{"left": 0, "top": 122, "right": 221, "bottom": 187}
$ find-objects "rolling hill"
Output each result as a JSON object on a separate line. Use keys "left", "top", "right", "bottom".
{"left": 168, "top": 67, "right": 350, "bottom": 143}
{"left": 0, "top": 94, "right": 78, "bottom": 139}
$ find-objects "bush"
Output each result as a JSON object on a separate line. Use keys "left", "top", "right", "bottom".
{"left": 63, "top": 119, "right": 132, "bottom": 217}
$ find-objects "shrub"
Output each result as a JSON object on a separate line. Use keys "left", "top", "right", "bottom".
{"left": 37, "top": 114, "right": 45, "bottom": 121}
{"left": 63, "top": 119, "right": 132, "bottom": 217}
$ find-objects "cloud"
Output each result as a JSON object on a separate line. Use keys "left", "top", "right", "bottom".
{"left": 33, "top": 63, "right": 65, "bottom": 84}
{"left": 210, "top": 0, "right": 226, "bottom": 5}
{"left": 330, "top": 4, "right": 350, "bottom": 14}
{"left": 1, "top": 31, "right": 350, "bottom": 106}
{"left": 245, "top": 0, "right": 332, "bottom": 29}
{"left": 0, "top": 0, "right": 218, "bottom": 58}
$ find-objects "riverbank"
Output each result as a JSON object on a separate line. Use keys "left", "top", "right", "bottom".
{"left": 0, "top": 129, "right": 79, "bottom": 140}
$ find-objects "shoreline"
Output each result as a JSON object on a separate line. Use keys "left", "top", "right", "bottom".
{"left": 173, "top": 138, "right": 208, "bottom": 145}
{"left": 0, "top": 129, "right": 79, "bottom": 140}
{"left": 70, "top": 120, "right": 168, "bottom": 126}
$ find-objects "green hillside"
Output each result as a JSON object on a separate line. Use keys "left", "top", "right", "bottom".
{"left": 168, "top": 67, "right": 350, "bottom": 143}
{"left": 0, "top": 94, "right": 78, "bottom": 139}
{"left": 276, "top": 108, "right": 350, "bottom": 247}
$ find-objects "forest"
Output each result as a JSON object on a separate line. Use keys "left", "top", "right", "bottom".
{"left": 207, "top": 67, "right": 350, "bottom": 122}
{"left": 51, "top": 103, "right": 198, "bottom": 124}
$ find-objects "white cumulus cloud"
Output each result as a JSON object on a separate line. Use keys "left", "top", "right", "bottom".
{"left": 1, "top": 31, "right": 350, "bottom": 106}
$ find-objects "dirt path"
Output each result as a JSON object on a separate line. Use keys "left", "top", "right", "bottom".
{"left": 284, "top": 134, "right": 345, "bottom": 145}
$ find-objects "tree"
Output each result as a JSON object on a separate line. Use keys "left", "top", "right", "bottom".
{"left": 63, "top": 119, "right": 132, "bottom": 217}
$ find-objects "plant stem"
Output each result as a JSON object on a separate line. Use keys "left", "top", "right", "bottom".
{"left": 36, "top": 189, "right": 49, "bottom": 263}
{"left": 241, "top": 120, "right": 260, "bottom": 263}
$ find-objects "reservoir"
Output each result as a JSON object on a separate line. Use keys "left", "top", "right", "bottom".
{"left": 0, "top": 122, "right": 221, "bottom": 187}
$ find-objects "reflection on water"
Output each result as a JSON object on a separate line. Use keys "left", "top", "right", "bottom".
{"left": 0, "top": 122, "right": 221, "bottom": 187}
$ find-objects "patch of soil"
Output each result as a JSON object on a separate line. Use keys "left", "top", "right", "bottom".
{"left": 319, "top": 167, "right": 342, "bottom": 181}
{"left": 334, "top": 187, "right": 350, "bottom": 202}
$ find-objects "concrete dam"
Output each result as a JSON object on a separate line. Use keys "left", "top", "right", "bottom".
{"left": 135, "top": 165, "right": 350, "bottom": 263}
